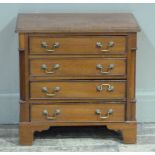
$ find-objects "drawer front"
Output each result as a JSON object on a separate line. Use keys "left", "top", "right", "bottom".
{"left": 29, "top": 36, "right": 126, "bottom": 54}
{"left": 30, "top": 58, "right": 126, "bottom": 78}
{"left": 30, "top": 81, "right": 126, "bottom": 100}
{"left": 31, "top": 103, "right": 125, "bottom": 122}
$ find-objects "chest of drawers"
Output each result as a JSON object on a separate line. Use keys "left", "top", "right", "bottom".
{"left": 16, "top": 13, "right": 140, "bottom": 145}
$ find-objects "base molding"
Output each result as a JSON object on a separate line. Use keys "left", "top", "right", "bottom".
{"left": 19, "top": 121, "right": 137, "bottom": 145}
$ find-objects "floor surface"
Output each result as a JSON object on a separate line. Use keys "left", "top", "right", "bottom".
{"left": 0, "top": 123, "right": 155, "bottom": 152}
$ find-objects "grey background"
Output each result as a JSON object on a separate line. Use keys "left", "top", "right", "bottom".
{"left": 0, "top": 3, "right": 155, "bottom": 124}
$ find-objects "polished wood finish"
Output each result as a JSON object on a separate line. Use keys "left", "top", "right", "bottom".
{"left": 30, "top": 81, "right": 126, "bottom": 100}
{"left": 31, "top": 103, "right": 124, "bottom": 122}
{"left": 29, "top": 36, "right": 126, "bottom": 54}
{"left": 106, "top": 121, "right": 137, "bottom": 144}
{"left": 16, "top": 13, "right": 140, "bottom": 145}
{"left": 19, "top": 121, "right": 136, "bottom": 145}
{"left": 16, "top": 13, "right": 140, "bottom": 33}
{"left": 30, "top": 58, "right": 126, "bottom": 78}
{"left": 19, "top": 34, "right": 30, "bottom": 122}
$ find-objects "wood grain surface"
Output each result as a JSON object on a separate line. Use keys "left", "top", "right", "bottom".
{"left": 17, "top": 13, "right": 139, "bottom": 145}
{"left": 16, "top": 13, "right": 140, "bottom": 33}
{"left": 31, "top": 103, "right": 125, "bottom": 122}
{"left": 29, "top": 36, "right": 126, "bottom": 54}
{"left": 30, "top": 57, "right": 127, "bottom": 78}
{"left": 30, "top": 80, "right": 126, "bottom": 100}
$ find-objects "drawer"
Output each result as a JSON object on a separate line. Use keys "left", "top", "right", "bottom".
{"left": 30, "top": 58, "right": 127, "bottom": 78}
{"left": 31, "top": 103, "right": 125, "bottom": 122}
{"left": 30, "top": 81, "right": 126, "bottom": 100}
{"left": 29, "top": 36, "right": 126, "bottom": 55}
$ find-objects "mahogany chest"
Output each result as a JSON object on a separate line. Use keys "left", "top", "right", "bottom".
{"left": 16, "top": 13, "right": 140, "bottom": 145}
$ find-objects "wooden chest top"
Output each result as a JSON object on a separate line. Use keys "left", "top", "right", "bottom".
{"left": 16, "top": 13, "right": 140, "bottom": 33}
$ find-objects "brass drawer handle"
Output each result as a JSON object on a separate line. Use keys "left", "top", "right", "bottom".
{"left": 41, "top": 41, "right": 60, "bottom": 52}
{"left": 100, "top": 49, "right": 110, "bottom": 52}
{"left": 41, "top": 64, "right": 60, "bottom": 74}
{"left": 95, "top": 109, "right": 113, "bottom": 119}
{"left": 96, "top": 42, "right": 103, "bottom": 48}
{"left": 96, "top": 41, "right": 115, "bottom": 52}
{"left": 96, "top": 64, "right": 114, "bottom": 74}
{"left": 96, "top": 84, "right": 114, "bottom": 92}
{"left": 42, "top": 86, "right": 61, "bottom": 97}
{"left": 43, "top": 109, "right": 60, "bottom": 120}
